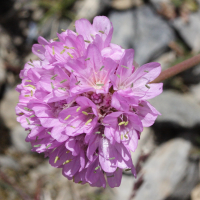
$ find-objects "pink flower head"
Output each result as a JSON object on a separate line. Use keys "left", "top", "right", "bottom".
{"left": 16, "top": 16, "right": 163, "bottom": 188}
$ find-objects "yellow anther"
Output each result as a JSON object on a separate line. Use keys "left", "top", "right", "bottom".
{"left": 31, "top": 90, "right": 33, "bottom": 96}
{"left": 24, "top": 84, "right": 36, "bottom": 89}
{"left": 26, "top": 118, "right": 30, "bottom": 125}
{"left": 82, "top": 111, "right": 88, "bottom": 115}
{"left": 28, "top": 63, "right": 34, "bottom": 67}
{"left": 60, "top": 79, "right": 67, "bottom": 83}
{"left": 85, "top": 119, "right": 92, "bottom": 125}
{"left": 64, "top": 115, "right": 71, "bottom": 120}
{"left": 26, "top": 80, "right": 32, "bottom": 82}
{"left": 52, "top": 46, "right": 55, "bottom": 55}
{"left": 130, "top": 83, "right": 134, "bottom": 88}
{"left": 95, "top": 166, "right": 100, "bottom": 170}
{"left": 67, "top": 52, "right": 73, "bottom": 58}
{"left": 51, "top": 74, "right": 58, "bottom": 80}
{"left": 121, "top": 65, "right": 129, "bottom": 69}
{"left": 118, "top": 121, "right": 125, "bottom": 126}
{"left": 66, "top": 150, "right": 70, "bottom": 153}
{"left": 24, "top": 95, "right": 30, "bottom": 97}
{"left": 60, "top": 49, "right": 66, "bottom": 54}
{"left": 125, "top": 121, "right": 129, "bottom": 126}
{"left": 61, "top": 29, "right": 65, "bottom": 32}
{"left": 46, "top": 144, "right": 51, "bottom": 149}
{"left": 53, "top": 147, "right": 57, "bottom": 152}
{"left": 99, "top": 30, "right": 104, "bottom": 34}
{"left": 53, "top": 37, "right": 58, "bottom": 41}
{"left": 145, "top": 84, "right": 150, "bottom": 89}
{"left": 100, "top": 66, "right": 104, "bottom": 71}
{"left": 51, "top": 82, "right": 54, "bottom": 89}
{"left": 76, "top": 107, "right": 81, "bottom": 112}
{"left": 54, "top": 156, "right": 59, "bottom": 163}
{"left": 96, "top": 83, "right": 104, "bottom": 87}
{"left": 121, "top": 134, "right": 123, "bottom": 140}
{"left": 64, "top": 46, "right": 69, "bottom": 49}
{"left": 124, "top": 134, "right": 128, "bottom": 139}
{"left": 63, "top": 159, "right": 72, "bottom": 165}
{"left": 84, "top": 40, "right": 91, "bottom": 43}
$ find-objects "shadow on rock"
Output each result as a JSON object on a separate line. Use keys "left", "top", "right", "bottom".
{"left": 0, "top": 116, "right": 11, "bottom": 153}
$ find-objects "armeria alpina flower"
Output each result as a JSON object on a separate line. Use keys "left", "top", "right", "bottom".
{"left": 16, "top": 16, "right": 163, "bottom": 188}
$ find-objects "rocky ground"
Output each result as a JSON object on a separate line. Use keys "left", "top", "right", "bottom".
{"left": 0, "top": 0, "right": 200, "bottom": 199}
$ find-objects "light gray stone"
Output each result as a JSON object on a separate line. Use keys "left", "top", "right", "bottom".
{"left": 173, "top": 11, "right": 200, "bottom": 52}
{"left": 133, "top": 5, "right": 175, "bottom": 65}
{"left": 114, "top": 175, "right": 135, "bottom": 200}
{"left": 191, "top": 83, "right": 200, "bottom": 104}
{"left": 131, "top": 128, "right": 156, "bottom": 164}
{"left": 191, "top": 184, "right": 200, "bottom": 200}
{"left": 0, "top": 58, "right": 5, "bottom": 85}
{"left": 109, "top": 5, "right": 175, "bottom": 65}
{"left": 114, "top": 128, "right": 156, "bottom": 200}
{"left": 1, "top": 88, "right": 19, "bottom": 129}
{"left": 109, "top": 10, "right": 135, "bottom": 49}
{"left": 150, "top": 0, "right": 171, "bottom": 11}
{"left": 134, "top": 139, "right": 193, "bottom": 200}
{"left": 11, "top": 125, "right": 31, "bottom": 152}
{"left": 0, "top": 156, "right": 20, "bottom": 170}
{"left": 149, "top": 90, "right": 200, "bottom": 127}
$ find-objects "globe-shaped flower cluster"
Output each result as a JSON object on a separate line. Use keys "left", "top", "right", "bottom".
{"left": 16, "top": 16, "right": 163, "bottom": 188}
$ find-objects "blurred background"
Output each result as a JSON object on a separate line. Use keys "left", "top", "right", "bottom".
{"left": 0, "top": 0, "right": 200, "bottom": 199}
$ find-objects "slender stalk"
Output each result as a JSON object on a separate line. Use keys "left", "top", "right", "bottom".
{"left": 151, "top": 54, "right": 200, "bottom": 83}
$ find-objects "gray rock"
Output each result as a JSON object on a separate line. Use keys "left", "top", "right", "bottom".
{"left": 1, "top": 88, "right": 19, "bottom": 129}
{"left": 114, "top": 128, "right": 156, "bottom": 200}
{"left": 173, "top": 11, "right": 200, "bottom": 52}
{"left": 109, "top": 10, "right": 135, "bottom": 49}
{"left": 191, "top": 83, "right": 200, "bottom": 104}
{"left": 114, "top": 175, "right": 135, "bottom": 200}
{"left": 0, "top": 155, "right": 20, "bottom": 170}
{"left": 191, "top": 184, "right": 200, "bottom": 200}
{"left": 150, "top": 0, "right": 171, "bottom": 11}
{"left": 0, "top": 58, "right": 5, "bottom": 85}
{"left": 11, "top": 125, "right": 31, "bottom": 152}
{"left": 149, "top": 90, "right": 200, "bottom": 127}
{"left": 131, "top": 128, "right": 156, "bottom": 164}
{"left": 111, "top": 0, "right": 142, "bottom": 10}
{"left": 133, "top": 5, "right": 175, "bottom": 65}
{"left": 109, "top": 5, "right": 175, "bottom": 65}
{"left": 134, "top": 138, "right": 197, "bottom": 200}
